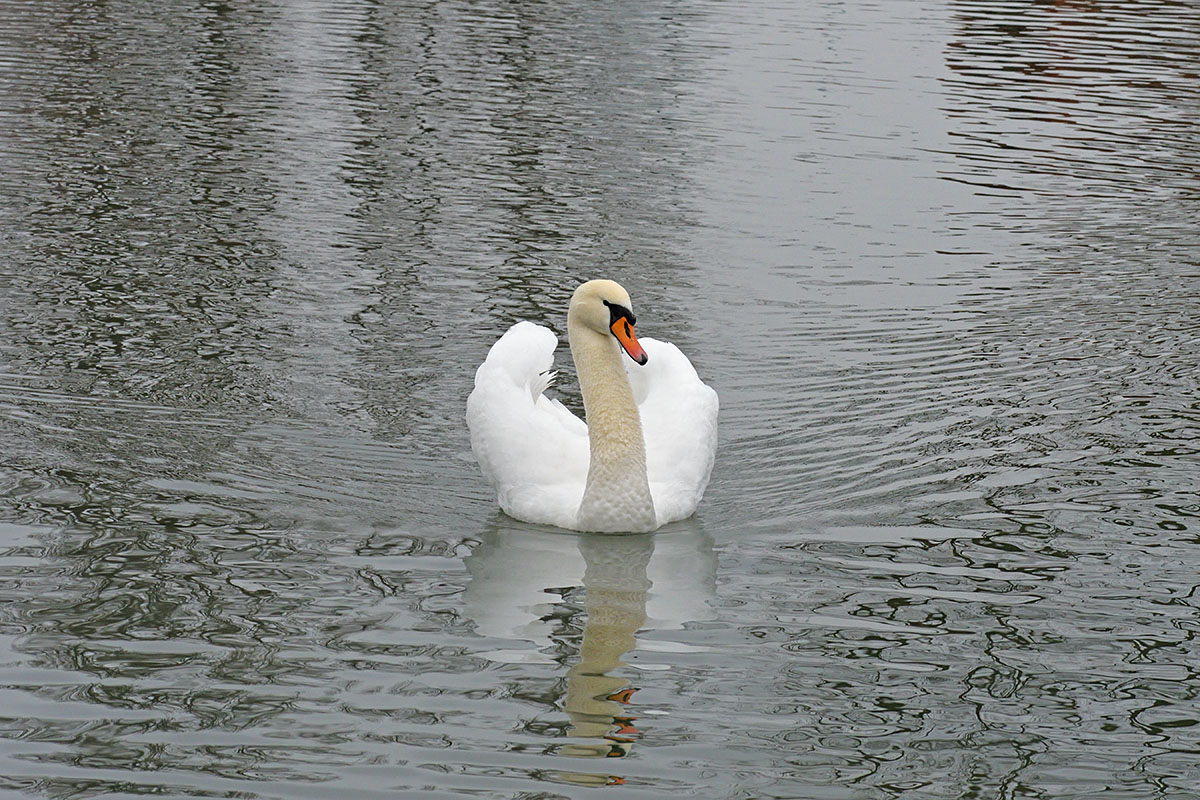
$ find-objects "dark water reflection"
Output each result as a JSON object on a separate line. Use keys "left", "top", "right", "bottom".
{"left": 2, "top": 0, "right": 1200, "bottom": 797}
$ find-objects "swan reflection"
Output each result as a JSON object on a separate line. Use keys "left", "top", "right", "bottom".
{"left": 463, "top": 518, "right": 716, "bottom": 781}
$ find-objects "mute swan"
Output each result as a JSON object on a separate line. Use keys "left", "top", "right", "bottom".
{"left": 467, "top": 280, "right": 718, "bottom": 533}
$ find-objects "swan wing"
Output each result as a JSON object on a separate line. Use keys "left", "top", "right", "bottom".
{"left": 467, "top": 321, "right": 588, "bottom": 528}
{"left": 625, "top": 337, "right": 719, "bottom": 525}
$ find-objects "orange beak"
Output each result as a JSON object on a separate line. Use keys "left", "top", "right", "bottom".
{"left": 611, "top": 317, "right": 648, "bottom": 365}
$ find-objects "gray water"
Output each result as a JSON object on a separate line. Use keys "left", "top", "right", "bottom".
{"left": 1, "top": 0, "right": 1198, "bottom": 797}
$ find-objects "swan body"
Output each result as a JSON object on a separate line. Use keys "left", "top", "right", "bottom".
{"left": 467, "top": 280, "right": 718, "bottom": 533}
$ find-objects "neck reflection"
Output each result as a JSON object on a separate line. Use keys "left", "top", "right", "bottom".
{"left": 559, "top": 533, "right": 653, "bottom": 759}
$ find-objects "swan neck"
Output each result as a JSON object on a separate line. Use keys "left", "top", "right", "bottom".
{"left": 567, "top": 312, "right": 656, "bottom": 532}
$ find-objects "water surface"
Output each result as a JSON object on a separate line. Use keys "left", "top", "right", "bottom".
{"left": 1, "top": 0, "right": 1199, "bottom": 797}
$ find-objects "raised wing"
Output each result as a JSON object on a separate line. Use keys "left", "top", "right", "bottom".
{"left": 624, "top": 337, "right": 719, "bottom": 524}
{"left": 467, "top": 322, "right": 589, "bottom": 528}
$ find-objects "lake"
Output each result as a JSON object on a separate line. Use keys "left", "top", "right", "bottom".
{"left": 1, "top": 0, "right": 1198, "bottom": 797}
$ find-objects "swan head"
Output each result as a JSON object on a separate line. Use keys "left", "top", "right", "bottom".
{"left": 569, "top": 280, "right": 648, "bottom": 365}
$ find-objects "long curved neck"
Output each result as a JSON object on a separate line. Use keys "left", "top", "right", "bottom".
{"left": 568, "top": 312, "right": 656, "bottom": 532}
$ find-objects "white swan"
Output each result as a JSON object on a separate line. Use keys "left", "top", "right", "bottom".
{"left": 467, "top": 280, "right": 718, "bottom": 533}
